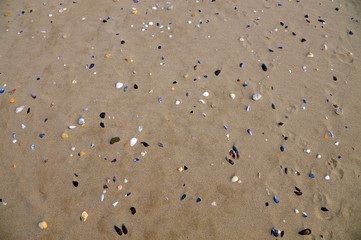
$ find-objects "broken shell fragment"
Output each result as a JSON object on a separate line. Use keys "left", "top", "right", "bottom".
{"left": 231, "top": 175, "right": 239, "bottom": 182}
{"left": 130, "top": 137, "right": 137, "bottom": 147}
{"left": 38, "top": 221, "right": 48, "bottom": 230}
{"left": 307, "top": 52, "right": 314, "bottom": 58}
{"left": 78, "top": 118, "right": 85, "bottom": 125}
{"left": 116, "top": 82, "right": 123, "bottom": 89}
{"left": 16, "top": 106, "right": 25, "bottom": 113}
{"left": 230, "top": 93, "right": 235, "bottom": 99}
{"left": 80, "top": 211, "right": 88, "bottom": 222}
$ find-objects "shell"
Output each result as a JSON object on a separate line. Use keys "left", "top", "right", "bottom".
{"left": 231, "top": 176, "right": 239, "bottom": 182}
{"left": 130, "top": 137, "right": 137, "bottom": 147}
{"left": 80, "top": 211, "right": 88, "bottom": 222}
{"left": 230, "top": 93, "right": 236, "bottom": 99}
{"left": 38, "top": 221, "right": 48, "bottom": 230}
{"left": 307, "top": 52, "right": 314, "bottom": 58}
{"left": 252, "top": 94, "right": 262, "bottom": 101}
{"left": 78, "top": 118, "right": 85, "bottom": 125}
{"left": 116, "top": 82, "right": 123, "bottom": 89}
{"left": 202, "top": 91, "right": 209, "bottom": 97}
{"left": 16, "top": 106, "right": 25, "bottom": 113}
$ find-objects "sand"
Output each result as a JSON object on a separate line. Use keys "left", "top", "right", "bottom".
{"left": 0, "top": 0, "right": 361, "bottom": 239}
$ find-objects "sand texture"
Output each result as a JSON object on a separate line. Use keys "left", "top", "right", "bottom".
{"left": 0, "top": 0, "right": 361, "bottom": 239}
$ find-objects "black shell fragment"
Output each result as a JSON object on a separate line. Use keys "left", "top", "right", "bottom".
{"left": 114, "top": 225, "right": 122, "bottom": 235}
{"left": 100, "top": 122, "right": 105, "bottom": 128}
{"left": 122, "top": 224, "right": 128, "bottom": 235}
{"left": 278, "top": 122, "right": 284, "bottom": 126}
{"left": 295, "top": 186, "right": 301, "bottom": 192}
{"left": 225, "top": 157, "right": 234, "bottom": 165}
{"left": 99, "top": 112, "right": 105, "bottom": 118}
{"left": 281, "top": 231, "right": 284, "bottom": 237}
{"left": 321, "top": 207, "right": 329, "bottom": 211}
{"left": 140, "top": 142, "right": 150, "bottom": 147}
{"left": 232, "top": 145, "right": 238, "bottom": 153}
{"left": 261, "top": 63, "right": 267, "bottom": 71}
{"left": 298, "top": 228, "right": 311, "bottom": 235}
{"left": 27, "top": 107, "right": 30, "bottom": 114}
{"left": 130, "top": 207, "right": 136, "bottom": 215}
{"left": 215, "top": 70, "right": 221, "bottom": 76}
{"left": 271, "top": 229, "right": 279, "bottom": 236}
{"left": 134, "top": 84, "right": 138, "bottom": 89}
{"left": 294, "top": 191, "right": 303, "bottom": 196}
{"left": 72, "top": 181, "right": 79, "bottom": 187}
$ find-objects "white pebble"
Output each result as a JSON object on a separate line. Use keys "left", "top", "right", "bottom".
{"left": 68, "top": 125, "right": 76, "bottom": 129}
{"left": 305, "top": 149, "right": 311, "bottom": 154}
{"left": 325, "top": 175, "right": 330, "bottom": 180}
{"left": 211, "top": 201, "right": 217, "bottom": 206}
{"left": 202, "top": 91, "right": 209, "bottom": 97}
{"left": 294, "top": 209, "right": 299, "bottom": 214}
{"left": 138, "top": 126, "right": 143, "bottom": 132}
{"left": 230, "top": 93, "right": 235, "bottom": 99}
{"left": 116, "top": 82, "right": 123, "bottom": 89}
{"left": 199, "top": 99, "right": 206, "bottom": 104}
{"left": 335, "top": 142, "right": 339, "bottom": 146}
{"left": 112, "top": 201, "right": 119, "bottom": 207}
{"left": 130, "top": 137, "right": 137, "bottom": 147}
{"left": 175, "top": 100, "right": 181, "bottom": 105}
{"left": 124, "top": 178, "right": 128, "bottom": 183}
{"left": 252, "top": 94, "right": 262, "bottom": 101}
{"left": 100, "top": 194, "right": 104, "bottom": 202}
{"left": 316, "top": 154, "right": 321, "bottom": 159}
{"left": 21, "top": 124, "right": 26, "bottom": 129}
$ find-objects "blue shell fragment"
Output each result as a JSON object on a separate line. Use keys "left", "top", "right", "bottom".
{"left": 232, "top": 145, "right": 238, "bottom": 153}
{"left": 309, "top": 173, "right": 315, "bottom": 178}
{"left": 0, "top": 89, "right": 4, "bottom": 93}
{"left": 158, "top": 142, "right": 163, "bottom": 147}
{"left": 196, "top": 198, "right": 201, "bottom": 203}
{"left": 89, "top": 63, "right": 95, "bottom": 69}
{"left": 280, "top": 146, "right": 285, "bottom": 152}
{"left": 39, "top": 133, "right": 45, "bottom": 138}
{"left": 158, "top": 97, "right": 162, "bottom": 103}
{"left": 273, "top": 196, "right": 279, "bottom": 203}
{"left": 180, "top": 194, "right": 186, "bottom": 200}
{"left": 271, "top": 229, "right": 278, "bottom": 236}
{"left": 240, "top": 63, "right": 244, "bottom": 68}
{"left": 247, "top": 129, "right": 252, "bottom": 135}
{"left": 125, "top": 192, "right": 131, "bottom": 197}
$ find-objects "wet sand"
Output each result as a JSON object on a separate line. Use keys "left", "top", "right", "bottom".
{"left": 0, "top": 0, "right": 361, "bottom": 239}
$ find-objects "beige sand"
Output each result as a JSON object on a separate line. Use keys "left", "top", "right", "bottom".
{"left": 0, "top": 0, "right": 360, "bottom": 239}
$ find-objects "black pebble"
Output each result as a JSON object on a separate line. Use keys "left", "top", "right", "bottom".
{"left": 121, "top": 224, "right": 128, "bottom": 235}
{"left": 72, "top": 181, "right": 79, "bottom": 187}
{"left": 333, "top": 76, "right": 337, "bottom": 81}
{"left": 103, "top": 20, "right": 107, "bottom": 23}
{"left": 280, "top": 22, "right": 284, "bottom": 26}
{"left": 184, "top": 166, "right": 188, "bottom": 170}
{"left": 181, "top": 194, "right": 186, "bottom": 200}
{"left": 134, "top": 84, "right": 138, "bottom": 89}
{"left": 281, "top": 231, "right": 284, "bottom": 237}
{"left": 261, "top": 63, "right": 267, "bottom": 71}
{"left": 214, "top": 69, "right": 221, "bottom": 76}
{"left": 130, "top": 207, "right": 136, "bottom": 215}
{"left": 99, "top": 112, "right": 105, "bottom": 118}
{"left": 295, "top": 186, "right": 301, "bottom": 192}
{"left": 298, "top": 229, "right": 311, "bottom": 235}
{"left": 335, "top": 8, "right": 339, "bottom": 11}
{"left": 111, "top": 159, "right": 117, "bottom": 163}
{"left": 318, "top": 19, "right": 325, "bottom": 23}
{"left": 278, "top": 122, "right": 284, "bottom": 126}
{"left": 285, "top": 168, "right": 288, "bottom": 174}
{"left": 100, "top": 122, "right": 105, "bottom": 128}
{"left": 27, "top": 108, "right": 30, "bottom": 114}
{"left": 301, "top": 38, "right": 306, "bottom": 42}
{"left": 114, "top": 225, "right": 122, "bottom": 235}
{"left": 321, "top": 207, "right": 329, "bottom": 211}
{"left": 348, "top": 31, "right": 354, "bottom": 35}
{"left": 265, "top": 202, "right": 269, "bottom": 206}
{"left": 304, "top": 14, "right": 309, "bottom": 18}
{"left": 121, "top": 40, "right": 125, "bottom": 44}
{"left": 140, "top": 142, "right": 150, "bottom": 147}
{"left": 292, "top": 32, "right": 296, "bottom": 36}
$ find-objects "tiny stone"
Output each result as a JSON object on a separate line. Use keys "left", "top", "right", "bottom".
{"left": 78, "top": 118, "right": 85, "bottom": 125}
{"left": 211, "top": 201, "right": 217, "bottom": 206}
{"left": 261, "top": 63, "right": 267, "bottom": 71}
{"left": 230, "top": 93, "right": 235, "bottom": 99}
{"left": 80, "top": 211, "right": 88, "bottom": 222}
{"left": 307, "top": 52, "right": 314, "bottom": 58}
{"left": 38, "top": 221, "right": 48, "bottom": 230}
{"left": 116, "top": 82, "right": 123, "bottom": 89}
{"left": 325, "top": 175, "right": 330, "bottom": 180}
{"left": 202, "top": 91, "right": 209, "bottom": 97}
{"left": 231, "top": 175, "right": 239, "bottom": 182}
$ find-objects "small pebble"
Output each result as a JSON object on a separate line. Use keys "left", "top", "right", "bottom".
{"left": 202, "top": 91, "right": 209, "bottom": 97}
{"left": 110, "top": 137, "right": 120, "bottom": 144}
{"left": 261, "top": 63, "right": 267, "bottom": 71}
{"left": 130, "top": 137, "right": 138, "bottom": 147}
{"left": 230, "top": 93, "right": 235, "bottom": 99}
{"left": 325, "top": 175, "right": 330, "bottom": 180}
{"left": 321, "top": 207, "right": 329, "bottom": 212}
{"left": 80, "top": 211, "right": 88, "bottom": 222}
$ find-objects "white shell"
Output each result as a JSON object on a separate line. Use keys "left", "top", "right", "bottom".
{"left": 307, "top": 52, "right": 314, "bottom": 58}
{"left": 230, "top": 93, "right": 235, "bottom": 99}
{"left": 252, "top": 94, "right": 262, "bottom": 101}
{"left": 78, "top": 118, "right": 85, "bottom": 125}
{"left": 335, "top": 142, "right": 339, "bottom": 146}
{"left": 124, "top": 178, "right": 128, "bottom": 183}
{"left": 202, "top": 91, "right": 209, "bottom": 97}
{"left": 211, "top": 201, "right": 217, "bottom": 206}
{"left": 294, "top": 209, "right": 299, "bottom": 214}
{"left": 316, "top": 154, "right": 321, "bottom": 159}
{"left": 175, "top": 100, "right": 181, "bottom": 105}
{"left": 100, "top": 194, "right": 104, "bottom": 202}
{"left": 116, "top": 82, "right": 123, "bottom": 89}
{"left": 68, "top": 125, "right": 76, "bottom": 129}
{"left": 112, "top": 201, "right": 119, "bottom": 207}
{"left": 138, "top": 126, "right": 143, "bottom": 132}
{"left": 325, "top": 175, "right": 330, "bottom": 180}
{"left": 231, "top": 175, "right": 239, "bottom": 182}
{"left": 199, "top": 99, "right": 206, "bottom": 104}
{"left": 130, "top": 137, "right": 137, "bottom": 147}
{"left": 15, "top": 106, "right": 25, "bottom": 113}
{"left": 322, "top": 44, "right": 328, "bottom": 51}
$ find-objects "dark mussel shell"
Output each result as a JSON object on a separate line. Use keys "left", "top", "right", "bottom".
{"left": 114, "top": 225, "right": 122, "bottom": 235}
{"left": 298, "top": 228, "right": 311, "bottom": 235}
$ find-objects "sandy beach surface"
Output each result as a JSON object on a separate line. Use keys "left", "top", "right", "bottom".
{"left": 0, "top": 0, "right": 361, "bottom": 239}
